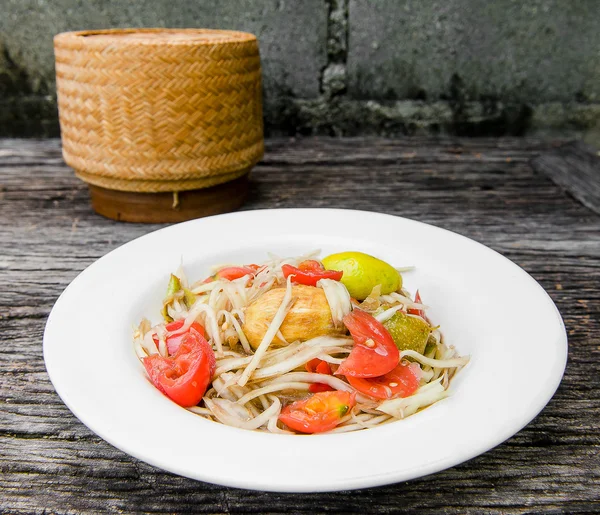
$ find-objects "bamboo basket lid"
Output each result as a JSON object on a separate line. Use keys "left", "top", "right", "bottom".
{"left": 54, "top": 28, "right": 264, "bottom": 222}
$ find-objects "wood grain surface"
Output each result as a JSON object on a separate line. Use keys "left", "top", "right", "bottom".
{"left": 532, "top": 141, "right": 600, "bottom": 216}
{"left": 1, "top": 137, "right": 599, "bottom": 514}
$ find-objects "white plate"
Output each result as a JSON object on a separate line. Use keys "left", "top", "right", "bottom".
{"left": 44, "top": 209, "right": 567, "bottom": 492}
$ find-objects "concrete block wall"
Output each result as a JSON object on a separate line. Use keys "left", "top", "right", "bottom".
{"left": 1, "top": 0, "right": 599, "bottom": 137}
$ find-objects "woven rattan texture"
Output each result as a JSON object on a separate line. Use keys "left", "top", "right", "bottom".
{"left": 54, "top": 29, "right": 264, "bottom": 193}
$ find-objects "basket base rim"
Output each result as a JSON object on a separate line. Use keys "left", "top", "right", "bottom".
{"left": 88, "top": 174, "right": 249, "bottom": 223}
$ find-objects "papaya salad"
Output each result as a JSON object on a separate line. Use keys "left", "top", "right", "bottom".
{"left": 133, "top": 251, "right": 469, "bottom": 434}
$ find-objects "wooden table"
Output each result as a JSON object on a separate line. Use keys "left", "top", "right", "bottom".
{"left": 1, "top": 138, "right": 599, "bottom": 513}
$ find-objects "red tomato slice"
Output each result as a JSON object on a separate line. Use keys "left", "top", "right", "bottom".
{"left": 308, "top": 383, "right": 334, "bottom": 393}
{"left": 282, "top": 260, "right": 343, "bottom": 287}
{"left": 407, "top": 290, "right": 427, "bottom": 321}
{"left": 143, "top": 327, "right": 214, "bottom": 407}
{"left": 154, "top": 320, "right": 215, "bottom": 375}
{"left": 278, "top": 391, "right": 356, "bottom": 433}
{"left": 305, "top": 358, "right": 332, "bottom": 375}
{"left": 298, "top": 260, "right": 325, "bottom": 273}
{"left": 162, "top": 320, "right": 206, "bottom": 356}
{"left": 305, "top": 358, "right": 334, "bottom": 393}
{"left": 216, "top": 266, "right": 257, "bottom": 281}
{"left": 335, "top": 309, "right": 399, "bottom": 378}
{"left": 346, "top": 362, "right": 419, "bottom": 400}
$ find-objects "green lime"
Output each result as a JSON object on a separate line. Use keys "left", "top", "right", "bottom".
{"left": 321, "top": 251, "right": 401, "bottom": 300}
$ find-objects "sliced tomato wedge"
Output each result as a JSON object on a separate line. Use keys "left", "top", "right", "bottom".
{"left": 201, "top": 265, "right": 259, "bottom": 284}
{"left": 335, "top": 309, "right": 399, "bottom": 378}
{"left": 153, "top": 320, "right": 215, "bottom": 374}
{"left": 278, "top": 391, "right": 356, "bottom": 433}
{"left": 305, "top": 358, "right": 332, "bottom": 375}
{"left": 308, "top": 383, "right": 334, "bottom": 393}
{"left": 407, "top": 290, "right": 427, "bottom": 321}
{"left": 298, "top": 260, "right": 326, "bottom": 273}
{"left": 305, "top": 358, "right": 334, "bottom": 393}
{"left": 281, "top": 260, "right": 343, "bottom": 287}
{"left": 155, "top": 319, "right": 205, "bottom": 356}
{"left": 143, "top": 327, "right": 214, "bottom": 407}
{"left": 346, "top": 362, "right": 420, "bottom": 400}
{"left": 215, "top": 266, "right": 257, "bottom": 281}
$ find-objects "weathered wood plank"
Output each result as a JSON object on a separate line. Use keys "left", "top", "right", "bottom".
{"left": 1, "top": 137, "right": 599, "bottom": 514}
{"left": 532, "top": 141, "right": 600, "bottom": 215}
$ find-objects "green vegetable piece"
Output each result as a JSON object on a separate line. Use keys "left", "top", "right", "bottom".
{"left": 161, "top": 306, "right": 173, "bottom": 322}
{"left": 338, "top": 404, "right": 350, "bottom": 417}
{"left": 165, "top": 274, "right": 182, "bottom": 297}
{"left": 183, "top": 287, "right": 197, "bottom": 307}
{"left": 321, "top": 251, "right": 402, "bottom": 301}
{"left": 161, "top": 274, "right": 183, "bottom": 322}
{"left": 383, "top": 311, "right": 431, "bottom": 353}
{"left": 424, "top": 337, "right": 438, "bottom": 358}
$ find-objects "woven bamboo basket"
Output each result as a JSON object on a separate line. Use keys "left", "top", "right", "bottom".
{"left": 54, "top": 28, "right": 264, "bottom": 222}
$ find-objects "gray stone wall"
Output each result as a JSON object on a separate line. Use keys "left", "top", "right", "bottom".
{"left": 1, "top": 0, "right": 599, "bottom": 137}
